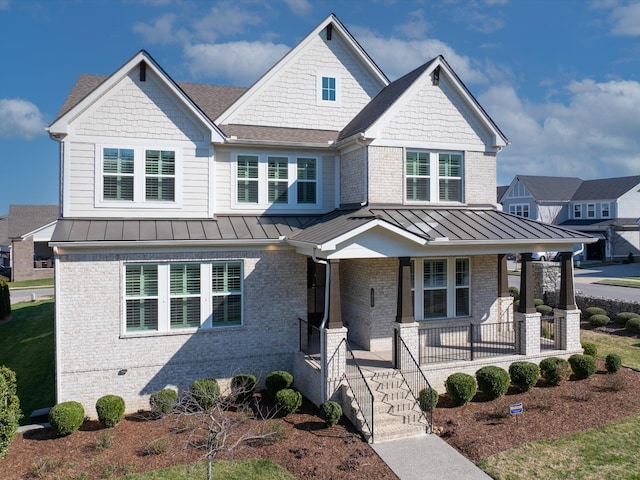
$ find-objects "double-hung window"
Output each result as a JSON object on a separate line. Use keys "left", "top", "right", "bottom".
{"left": 170, "top": 264, "right": 201, "bottom": 329}
{"left": 509, "top": 204, "right": 530, "bottom": 218}
{"left": 237, "top": 155, "right": 259, "bottom": 203}
{"left": 573, "top": 204, "right": 582, "bottom": 219}
{"left": 268, "top": 156, "right": 288, "bottom": 204}
{"left": 125, "top": 265, "right": 158, "bottom": 331}
{"left": 601, "top": 202, "right": 610, "bottom": 218}
{"left": 586, "top": 203, "right": 596, "bottom": 219}
{"left": 145, "top": 150, "right": 175, "bottom": 202}
{"left": 406, "top": 151, "right": 463, "bottom": 203}
{"left": 212, "top": 262, "right": 242, "bottom": 327}
{"left": 411, "top": 257, "right": 470, "bottom": 320}
{"left": 103, "top": 148, "right": 134, "bottom": 201}
{"left": 297, "top": 158, "right": 317, "bottom": 204}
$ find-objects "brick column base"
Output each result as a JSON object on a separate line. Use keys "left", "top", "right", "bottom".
{"left": 324, "top": 326, "right": 347, "bottom": 402}
{"left": 394, "top": 322, "right": 420, "bottom": 370}
{"left": 514, "top": 311, "right": 541, "bottom": 356}
{"left": 554, "top": 308, "right": 582, "bottom": 351}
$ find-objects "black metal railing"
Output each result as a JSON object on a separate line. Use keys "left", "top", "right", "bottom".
{"left": 540, "top": 315, "right": 556, "bottom": 350}
{"left": 344, "top": 340, "right": 374, "bottom": 442}
{"left": 418, "top": 321, "right": 519, "bottom": 364}
{"left": 395, "top": 333, "right": 433, "bottom": 433}
{"left": 298, "top": 318, "right": 321, "bottom": 358}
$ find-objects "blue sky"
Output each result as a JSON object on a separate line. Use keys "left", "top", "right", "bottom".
{"left": 1, "top": 0, "right": 640, "bottom": 214}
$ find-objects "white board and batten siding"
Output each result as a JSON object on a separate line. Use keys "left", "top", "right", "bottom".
{"left": 63, "top": 71, "right": 214, "bottom": 219}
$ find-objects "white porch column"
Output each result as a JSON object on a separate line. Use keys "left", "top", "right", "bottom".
{"left": 324, "top": 326, "right": 347, "bottom": 402}
{"left": 514, "top": 311, "right": 541, "bottom": 356}
{"left": 554, "top": 308, "right": 582, "bottom": 351}
{"left": 394, "top": 322, "right": 420, "bottom": 370}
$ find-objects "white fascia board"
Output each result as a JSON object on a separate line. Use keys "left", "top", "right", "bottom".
{"left": 48, "top": 51, "right": 226, "bottom": 143}
{"left": 368, "top": 138, "right": 486, "bottom": 151}
{"left": 21, "top": 220, "right": 58, "bottom": 240}
{"left": 319, "top": 219, "right": 429, "bottom": 251}
{"left": 215, "top": 14, "right": 388, "bottom": 126}
{"left": 427, "top": 238, "right": 597, "bottom": 250}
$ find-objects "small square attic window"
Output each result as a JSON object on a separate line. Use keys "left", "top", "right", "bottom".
{"left": 317, "top": 73, "right": 340, "bottom": 106}
{"left": 322, "top": 77, "right": 336, "bottom": 101}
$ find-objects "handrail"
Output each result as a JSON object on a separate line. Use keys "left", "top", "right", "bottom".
{"left": 343, "top": 339, "right": 374, "bottom": 442}
{"left": 395, "top": 334, "right": 433, "bottom": 433}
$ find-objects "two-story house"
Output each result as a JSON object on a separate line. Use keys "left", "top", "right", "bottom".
{"left": 500, "top": 175, "right": 640, "bottom": 262}
{"left": 48, "top": 14, "right": 594, "bottom": 442}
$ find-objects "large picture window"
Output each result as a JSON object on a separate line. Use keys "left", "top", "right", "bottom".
{"left": 406, "top": 151, "right": 463, "bottom": 203}
{"left": 508, "top": 204, "right": 530, "bottom": 218}
{"left": 411, "top": 257, "right": 470, "bottom": 320}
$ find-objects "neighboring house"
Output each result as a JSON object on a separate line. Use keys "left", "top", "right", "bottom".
{"left": 499, "top": 175, "right": 640, "bottom": 262}
{"left": 48, "top": 14, "right": 593, "bottom": 442}
{"left": 0, "top": 205, "right": 58, "bottom": 281}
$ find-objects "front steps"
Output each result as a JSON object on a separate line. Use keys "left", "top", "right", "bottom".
{"left": 343, "top": 368, "right": 429, "bottom": 443}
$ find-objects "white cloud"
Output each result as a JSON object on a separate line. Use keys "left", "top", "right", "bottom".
{"left": 481, "top": 79, "right": 640, "bottom": 184}
{"left": 283, "top": 0, "right": 312, "bottom": 16}
{"left": 608, "top": 2, "right": 640, "bottom": 35}
{"left": 133, "top": 13, "right": 187, "bottom": 44}
{"left": 183, "top": 41, "right": 290, "bottom": 85}
{"left": 0, "top": 99, "right": 46, "bottom": 140}
{"left": 192, "top": 3, "right": 264, "bottom": 42}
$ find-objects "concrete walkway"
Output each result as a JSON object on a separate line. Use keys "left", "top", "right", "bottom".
{"left": 373, "top": 434, "right": 491, "bottom": 480}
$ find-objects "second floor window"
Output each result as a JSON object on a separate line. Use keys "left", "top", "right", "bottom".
{"left": 406, "top": 151, "right": 463, "bottom": 203}
{"left": 574, "top": 204, "right": 582, "bottom": 219}
{"left": 237, "top": 155, "right": 259, "bottom": 203}
{"left": 509, "top": 204, "right": 530, "bottom": 218}
{"left": 587, "top": 203, "right": 596, "bottom": 218}
{"left": 601, "top": 202, "right": 610, "bottom": 218}
{"left": 103, "top": 148, "right": 134, "bottom": 201}
{"left": 145, "top": 150, "right": 175, "bottom": 202}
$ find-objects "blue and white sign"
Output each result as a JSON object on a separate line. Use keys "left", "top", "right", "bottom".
{"left": 510, "top": 402, "right": 524, "bottom": 415}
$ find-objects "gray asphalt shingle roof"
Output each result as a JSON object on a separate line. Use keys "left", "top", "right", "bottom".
{"left": 516, "top": 175, "right": 583, "bottom": 202}
{"left": 5, "top": 205, "right": 58, "bottom": 240}
{"left": 572, "top": 176, "right": 640, "bottom": 201}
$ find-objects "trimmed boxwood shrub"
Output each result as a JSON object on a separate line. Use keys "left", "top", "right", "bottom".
{"left": 616, "top": 312, "right": 640, "bottom": 325}
{"left": 568, "top": 354, "right": 597, "bottom": 379}
{"left": 319, "top": 401, "right": 342, "bottom": 427}
{"left": 539, "top": 357, "right": 571, "bottom": 385}
{"left": 418, "top": 387, "right": 439, "bottom": 412}
{"left": 231, "top": 374, "right": 257, "bottom": 404}
{"left": 534, "top": 298, "right": 545, "bottom": 307}
{"left": 265, "top": 371, "right": 294, "bottom": 397}
{"left": 0, "top": 366, "right": 22, "bottom": 458}
{"left": 149, "top": 388, "right": 177, "bottom": 417}
{"left": 275, "top": 389, "right": 302, "bottom": 415}
{"left": 536, "top": 305, "right": 553, "bottom": 315}
{"left": 589, "top": 314, "right": 610, "bottom": 327}
{"left": 445, "top": 373, "right": 477, "bottom": 406}
{"left": 509, "top": 361, "right": 540, "bottom": 392}
{"left": 625, "top": 317, "right": 640, "bottom": 334}
{"left": 508, "top": 286, "right": 519, "bottom": 301}
{"left": 49, "top": 401, "right": 85, "bottom": 437}
{"left": 605, "top": 353, "right": 622, "bottom": 373}
{"left": 475, "top": 366, "right": 510, "bottom": 400}
{"left": 95, "top": 395, "right": 125, "bottom": 428}
{"left": 584, "top": 307, "right": 606, "bottom": 319}
{"left": 190, "top": 378, "right": 220, "bottom": 410}
{"left": 581, "top": 341, "right": 597, "bottom": 357}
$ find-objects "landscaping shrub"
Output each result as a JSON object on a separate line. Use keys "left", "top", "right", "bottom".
{"left": 418, "top": 387, "right": 439, "bottom": 412}
{"left": 275, "top": 389, "right": 301, "bottom": 415}
{"left": 568, "top": 354, "right": 597, "bottom": 379}
{"left": 49, "top": 401, "right": 85, "bottom": 437}
{"left": 589, "top": 314, "right": 610, "bottom": 327}
{"left": 445, "top": 373, "right": 477, "bottom": 406}
{"left": 534, "top": 298, "right": 545, "bottom": 307}
{"left": 190, "top": 378, "right": 220, "bottom": 410}
{"left": 616, "top": 312, "right": 640, "bottom": 325}
{"left": 536, "top": 305, "right": 553, "bottom": 315}
{"left": 95, "top": 395, "right": 125, "bottom": 428}
{"left": 625, "top": 317, "right": 640, "bottom": 334}
{"left": 581, "top": 341, "right": 597, "bottom": 357}
{"left": 605, "top": 353, "right": 622, "bottom": 374}
{"left": 0, "top": 280, "right": 10, "bottom": 321}
{"left": 265, "top": 371, "right": 294, "bottom": 397}
{"left": 475, "top": 366, "right": 510, "bottom": 400}
{"left": 539, "top": 357, "right": 571, "bottom": 385}
{"left": 540, "top": 324, "right": 553, "bottom": 339}
{"left": 508, "top": 286, "right": 519, "bottom": 301}
{"left": 319, "top": 401, "right": 342, "bottom": 427}
{"left": 584, "top": 307, "right": 606, "bottom": 319}
{"left": 149, "top": 388, "right": 178, "bottom": 417}
{"left": 0, "top": 365, "right": 22, "bottom": 457}
{"left": 231, "top": 374, "right": 257, "bottom": 403}
{"left": 508, "top": 361, "right": 540, "bottom": 392}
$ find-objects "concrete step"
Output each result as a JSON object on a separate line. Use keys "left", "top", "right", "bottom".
{"left": 374, "top": 421, "right": 428, "bottom": 442}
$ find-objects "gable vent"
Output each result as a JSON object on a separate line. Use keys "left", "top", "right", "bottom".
{"left": 326, "top": 24, "right": 332, "bottom": 40}
{"left": 140, "top": 62, "right": 146, "bottom": 82}
{"left": 432, "top": 66, "right": 440, "bottom": 86}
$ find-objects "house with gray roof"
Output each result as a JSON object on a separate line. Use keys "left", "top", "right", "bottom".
{"left": 48, "top": 14, "right": 593, "bottom": 442}
{"left": 499, "top": 174, "right": 640, "bottom": 262}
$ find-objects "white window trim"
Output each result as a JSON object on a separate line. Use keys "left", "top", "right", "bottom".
{"left": 95, "top": 144, "right": 183, "bottom": 209}
{"left": 573, "top": 203, "right": 582, "bottom": 219}
{"left": 412, "top": 257, "right": 471, "bottom": 320}
{"left": 508, "top": 203, "right": 530, "bottom": 218}
{"left": 232, "top": 152, "right": 322, "bottom": 210}
{"left": 316, "top": 71, "right": 341, "bottom": 106}
{"left": 601, "top": 202, "right": 611, "bottom": 218}
{"left": 404, "top": 150, "right": 464, "bottom": 204}
{"left": 122, "top": 261, "right": 244, "bottom": 337}
{"left": 586, "top": 203, "right": 596, "bottom": 218}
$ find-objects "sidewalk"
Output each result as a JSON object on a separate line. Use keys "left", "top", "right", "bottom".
{"left": 373, "top": 434, "right": 491, "bottom": 480}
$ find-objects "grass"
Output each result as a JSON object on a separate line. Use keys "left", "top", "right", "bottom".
{"left": 0, "top": 299, "right": 55, "bottom": 423}
{"left": 595, "top": 278, "right": 640, "bottom": 288}
{"left": 479, "top": 414, "right": 640, "bottom": 480}
{"left": 117, "top": 459, "right": 295, "bottom": 479}
{"left": 580, "top": 329, "right": 640, "bottom": 370}
{"left": 6, "top": 277, "right": 54, "bottom": 289}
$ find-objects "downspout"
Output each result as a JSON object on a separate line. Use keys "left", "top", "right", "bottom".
{"left": 355, "top": 135, "right": 368, "bottom": 206}
{"left": 312, "top": 248, "right": 331, "bottom": 402}
{"left": 48, "top": 133, "right": 64, "bottom": 218}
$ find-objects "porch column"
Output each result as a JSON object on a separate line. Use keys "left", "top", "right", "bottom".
{"left": 515, "top": 253, "right": 540, "bottom": 355}
{"left": 326, "top": 259, "right": 343, "bottom": 329}
{"left": 396, "top": 257, "right": 414, "bottom": 323}
{"left": 555, "top": 251, "right": 581, "bottom": 352}
{"left": 558, "top": 252, "right": 577, "bottom": 310}
{"left": 324, "top": 326, "right": 348, "bottom": 402}
{"left": 518, "top": 253, "right": 536, "bottom": 314}
{"left": 497, "top": 254, "right": 514, "bottom": 324}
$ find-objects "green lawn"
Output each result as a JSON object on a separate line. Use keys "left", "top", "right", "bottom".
{"left": 595, "top": 278, "right": 640, "bottom": 288}
{"left": 580, "top": 329, "right": 640, "bottom": 370}
{"left": 118, "top": 459, "right": 295, "bottom": 479}
{"left": 0, "top": 299, "right": 55, "bottom": 423}
{"left": 7, "top": 277, "right": 54, "bottom": 289}
{"left": 479, "top": 414, "right": 640, "bottom": 480}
